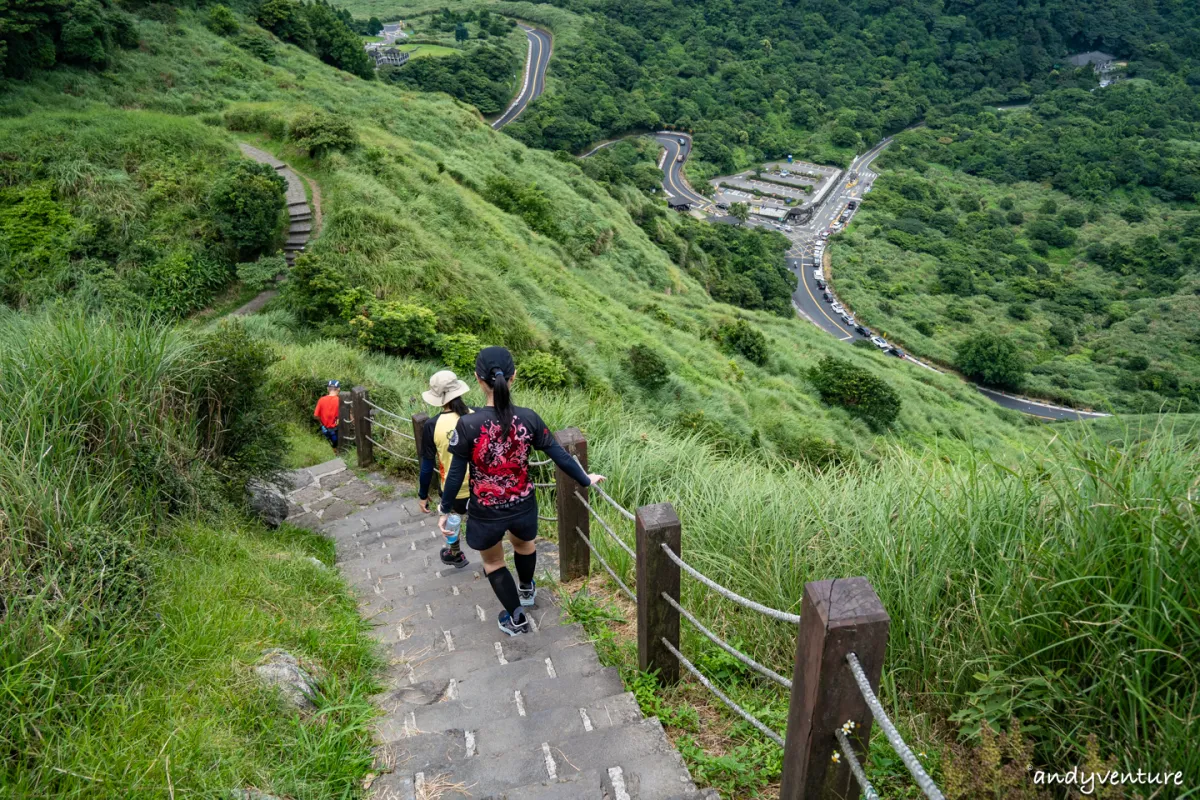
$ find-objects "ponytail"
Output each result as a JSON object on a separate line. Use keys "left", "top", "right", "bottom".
{"left": 445, "top": 395, "right": 471, "bottom": 417}
{"left": 492, "top": 371, "right": 513, "bottom": 437}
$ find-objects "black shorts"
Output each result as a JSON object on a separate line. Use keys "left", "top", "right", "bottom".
{"left": 465, "top": 505, "right": 539, "bottom": 552}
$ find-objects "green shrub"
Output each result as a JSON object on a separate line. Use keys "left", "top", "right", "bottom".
{"left": 1006, "top": 210, "right": 1024, "bottom": 226}
{"left": 143, "top": 247, "right": 233, "bottom": 318}
{"left": 223, "top": 106, "right": 285, "bottom": 137}
{"left": 280, "top": 252, "right": 346, "bottom": 323}
{"left": 808, "top": 355, "right": 901, "bottom": 429}
{"left": 235, "top": 32, "right": 277, "bottom": 63}
{"left": 520, "top": 351, "right": 568, "bottom": 390}
{"left": 439, "top": 331, "right": 481, "bottom": 375}
{"left": 955, "top": 332, "right": 1026, "bottom": 390}
{"left": 256, "top": 0, "right": 311, "bottom": 46}
{"left": 914, "top": 319, "right": 936, "bottom": 336}
{"left": 483, "top": 175, "right": 562, "bottom": 240}
{"left": 288, "top": 111, "right": 358, "bottom": 158}
{"left": 1126, "top": 354, "right": 1150, "bottom": 371}
{"left": 349, "top": 301, "right": 438, "bottom": 356}
{"left": 944, "top": 302, "right": 974, "bottom": 323}
{"left": 1007, "top": 302, "right": 1031, "bottom": 321}
{"left": 1048, "top": 319, "right": 1075, "bottom": 347}
{"left": 627, "top": 343, "right": 669, "bottom": 390}
{"left": 210, "top": 160, "right": 287, "bottom": 257}
{"left": 716, "top": 319, "right": 768, "bottom": 365}
{"left": 206, "top": 4, "right": 239, "bottom": 35}
{"left": 1060, "top": 208, "right": 1086, "bottom": 228}
{"left": 237, "top": 253, "right": 286, "bottom": 290}
{"left": 1038, "top": 198, "right": 1058, "bottom": 215}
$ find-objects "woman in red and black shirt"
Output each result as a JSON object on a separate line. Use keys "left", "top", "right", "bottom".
{"left": 438, "top": 346, "right": 605, "bottom": 636}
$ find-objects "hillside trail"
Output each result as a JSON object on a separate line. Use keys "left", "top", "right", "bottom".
{"left": 281, "top": 456, "right": 717, "bottom": 800}
{"left": 232, "top": 143, "right": 321, "bottom": 317}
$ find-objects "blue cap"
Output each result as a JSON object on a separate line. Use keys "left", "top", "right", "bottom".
{"left": 327, "top": 379, "right": 341, "bottom": 389}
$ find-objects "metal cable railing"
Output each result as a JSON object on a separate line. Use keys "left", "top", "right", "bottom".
{"left": 847, "top": 653, "right": 945, "bottom": 800}
{"left": 530, "top": 458, "right": 552, "bottom": 467}
{"left": 369, "top": 416, "right": 415, "bottom": 441}
{"left": 574, "top": 490, "right": 636, "bottom": 560}
{"left": 365, "top": 435, "right": 419, "bottom": 464}
{"left": 533, "top": 482, "right": 555, "bottom": 489}
{"left": 575, "top": 526, "right": 635, "bottom": 602}
{"left": 660, "top": 543, "right": 801, "bottom": 625}
{"left": 660, "top": 638, "right": 784, "bottom": 747}
{"left": 835, "top": 727, "right": 881, "bottom": 800}
{"left": 538, "top": 514, "right": 558, "bottom": 522}
{"left": 660, "top": 592, "right": 791, "bottom": 689}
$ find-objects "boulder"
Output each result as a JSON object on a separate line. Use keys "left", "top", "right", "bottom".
{"left": 247, "top": 480, "right": 289, "bottom": 528}
{"left": 253, "top": 649, "right": 319, "bottom": 710}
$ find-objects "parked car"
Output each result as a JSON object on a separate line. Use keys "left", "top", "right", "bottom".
{"left": 716, "top": 202, "right": 729, "bottom": 210}
{"left": 813, "top": 269, "right": 822, "bottom": 280}
{"left": 871, "top": 336, "right": 889, "bottom": 350}
{"left": 822, "top": 291, "right": 833, "bottom": 302}
{"left": 816, "top": 279, "right": 826, "bottom": 291}
{"left": 820, "top": 231, "right": 830, "bottom": 239}
{"left": 678, "top": 137, "right": 686, "bottom": 145}
{"left": 855, "top": 324, "right": 870, "bottom": 337}
{"left": 676, "top": 154, "right": 685, "bottom": 163}
{"left": 888, "top": 347, "right": 906, "bottom": 359}
{"left": 831, "top": 302, "right": 844, "bottom": 313}
{"left": 841, "top": 312, "right": 855, "bottom": 325}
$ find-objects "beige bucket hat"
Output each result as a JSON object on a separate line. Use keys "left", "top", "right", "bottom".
{"left": 422, "top": 370, "right": 470, "bottom": 406}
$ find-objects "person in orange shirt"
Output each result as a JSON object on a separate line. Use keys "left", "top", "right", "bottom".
{"left": 313, "top": 380, "right": 341, "bottom": 449}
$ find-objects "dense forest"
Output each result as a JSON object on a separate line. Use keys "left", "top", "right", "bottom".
{"left": 507, "top": 0, "right": 1200, "bottom": 170}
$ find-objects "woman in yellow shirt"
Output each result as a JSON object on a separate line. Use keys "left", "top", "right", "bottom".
{"left": 417, "top": 370, "right": 473, "bottom": 568}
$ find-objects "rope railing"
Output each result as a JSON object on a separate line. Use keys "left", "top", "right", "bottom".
{"left": 660, "top": 592, "right": 791, "bottom": 689}
{"left": 570, "top": 455, "right": 635, "bottom": 521}
{"left": 365, "top": 435, "right": 419, "bottom": 464}
{"left": 575, "top": 526, "right": 635, "bottom": 602}
{"left": 363, "top": 398, "right": 410, "bottom": 423}
{"left": 574, "top": 490, "right": 636, "bottom": 560}
{"left": 529, "top": 458, "right": 553, "bottom": 467}
{"left": 847, "top": 653, "right": 945, "bottom": 800}
{"left": 369, "top": 416, "right": 416, "bottom": 441}
{"left": 538, "top": 514, "right": 558, "bottom": 522}
{"left": 660, "top": 543, "right": 802, "bottom": 625}
{"left": 660, "top": 638, "right": 784, "bottom": 747}
{"left": 533, "top": 482, "right": 555, "bottom": 489}
{"left": 835, "top": 727, "right": 881, "bottom": 800}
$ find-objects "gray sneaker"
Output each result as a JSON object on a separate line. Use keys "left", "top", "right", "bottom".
{"left": 518, "top": 580, "right": 537, "bottom": 607}
{"left": 498, "top": 609, "right": 530, "bottom": 636}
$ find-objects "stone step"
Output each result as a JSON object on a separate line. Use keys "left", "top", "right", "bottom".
{"left": 283, "top": 242, "right": 307, "bottom": 252}
{"left": 376, "top": 717, "right": 690, "bottom": 800}
{"left": 378, "top": 661, "right": 625, "bottom": 737}
{"left": 285, "top": 235, "right": 309, "bottom": 247}
{"left": 288, "top": 222, "right": 313, "bottom": 235}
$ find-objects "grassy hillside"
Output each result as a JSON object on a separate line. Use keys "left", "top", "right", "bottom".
{"left": 0, "top": 8, "right": 1045, "bottom": 463}
{"left": 0, "top": 311, "right": 378, "bottom": 797}
{"left": 830, "top": 162, "right": 1200, "bottom": 412}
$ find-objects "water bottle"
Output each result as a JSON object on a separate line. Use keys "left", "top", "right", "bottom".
{"left": 445, "top": 513, "right": 462, "bottom": 545}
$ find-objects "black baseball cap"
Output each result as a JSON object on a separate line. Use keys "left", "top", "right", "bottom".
{"left": 475, "top": 346, "right": 515, "bottom": 385}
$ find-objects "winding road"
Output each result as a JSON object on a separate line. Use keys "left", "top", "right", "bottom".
{"left": 491, "top": 25, "right": 551, "bottom": 130}
{"left": 511, "top": 29, "right": 1106, "bottom": 421}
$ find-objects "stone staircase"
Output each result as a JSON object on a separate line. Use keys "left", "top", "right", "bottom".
{"left": 283, "top": 458, "right": 715, "bottom": 800}
{"left": 237, "top": 143, "right": 314, "bottom": 267}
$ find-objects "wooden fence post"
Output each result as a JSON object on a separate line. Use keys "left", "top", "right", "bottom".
{"left": 779, "top": 578, "right": 889, "bottom": 800}
{"left": 554, "top": 427, "right": 588, "bottom": 582}
{"left": 636, "top": 503, "right": 681, "bottom": 684}
{"left": 337, "top": 390, "right": 353, "bottom": 456}
{"left": 352, "top": 386, "right": 372, "bottom": 468}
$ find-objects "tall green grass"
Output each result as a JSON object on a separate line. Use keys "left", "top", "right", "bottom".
{"left": 0, "top": 310, "right": 378, "bottom": 797}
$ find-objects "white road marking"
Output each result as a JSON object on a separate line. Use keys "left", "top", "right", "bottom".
{"left": 425, "top": 604, "right": 433, "bottom": 618}
{"left": 476, "top": 604, "right": 486, "bottom": 622}
{"left": 515, "top": 690, "right": 526, "bottom": 716}
{"left": 415, "top": 772, "right": 425, "bottom": 792}
{"left": 465, "top": 730, "right": 476, "bottom": 758}
{"left": 397, "top": 624, "right": 410, "bottom": 641}
{"left": 579, "top": 709, "right": 594, "bottom": 731}
{"left": 542, "top": 743, "right": 557, "bottom": 778}
{"left": 545, "top": 657, "right": 557, "bottom": 678}
{"left": 608, "top": 766, "right": 631, "bottom": 800}
{"left": 446, "top": 678, "right": 458, "bottom": 700}
{"left": 494, "top": 641, "right": 508, "bottom": 665}
{"left": 452, "top": 585, "right": 460, "bottom": 596}
{"left": 443, "top": 630, "right": 454, "bottom": 652}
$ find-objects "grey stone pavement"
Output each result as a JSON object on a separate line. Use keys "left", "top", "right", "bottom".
{"left": 283, "top": 458, "right": 718, "bottom": 800}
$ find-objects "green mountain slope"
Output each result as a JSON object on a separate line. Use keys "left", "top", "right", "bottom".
{"left": 0, "top": 9, "right": 1040, "bottom": 459}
